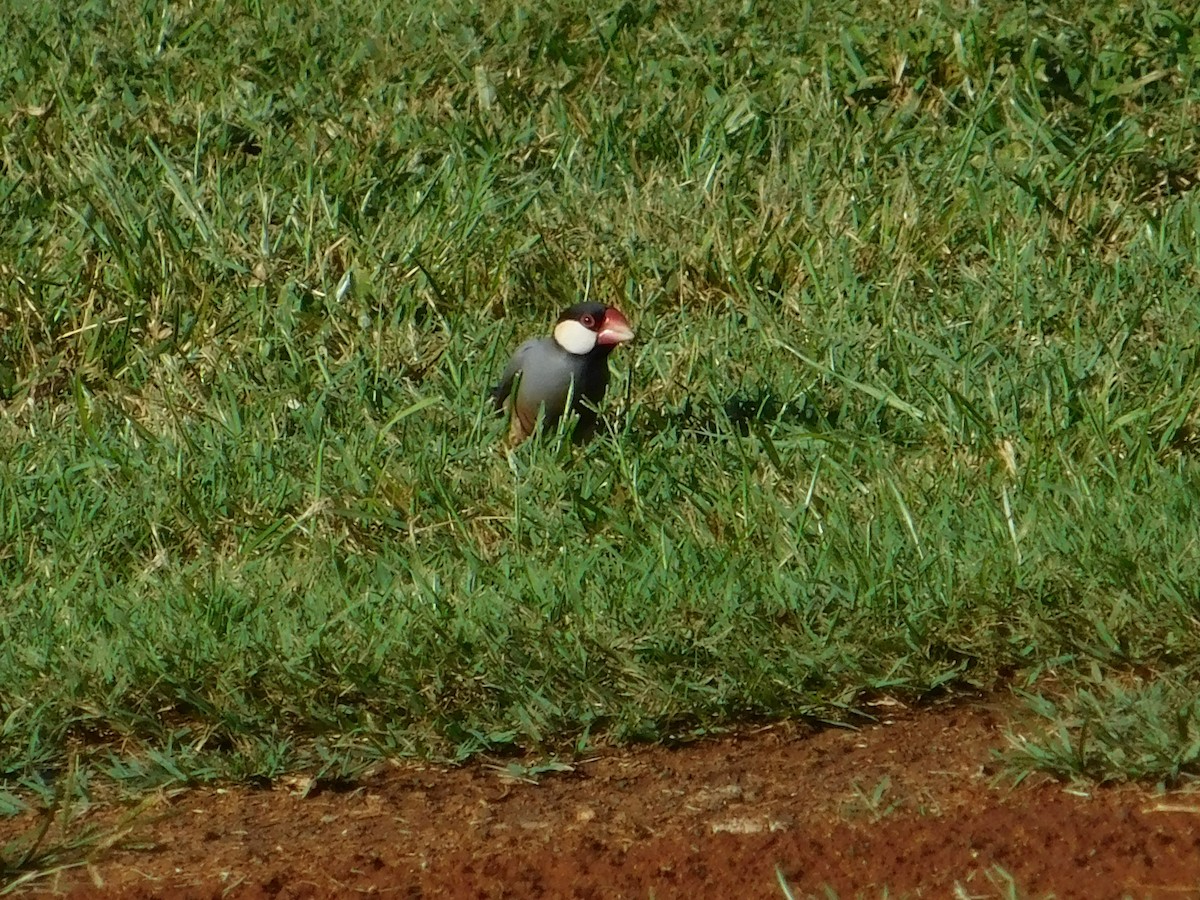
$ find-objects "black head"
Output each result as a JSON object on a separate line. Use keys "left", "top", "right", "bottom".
{"left": 552, "top": 303, "right": 635, "bottom": 356}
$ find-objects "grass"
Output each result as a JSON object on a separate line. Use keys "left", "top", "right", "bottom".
{"left": 2, "top": 0, "right": 1200, "bottom": 805}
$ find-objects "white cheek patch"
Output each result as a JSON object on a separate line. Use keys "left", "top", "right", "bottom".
{"left": 553, "top": 319, "right": 598, "bottom": 355}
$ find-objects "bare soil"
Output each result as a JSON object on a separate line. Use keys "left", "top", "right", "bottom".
{"left": 5, "top": 697, "right": 1200, "bottom": 898}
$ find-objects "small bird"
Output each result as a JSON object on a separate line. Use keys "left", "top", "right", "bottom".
{"left": 491, "top": 302, "right": 635, "bottom": 444}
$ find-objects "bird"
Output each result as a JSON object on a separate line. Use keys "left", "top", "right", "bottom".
{"left": 490, "top": 302, "right": 635, "bottom": 444}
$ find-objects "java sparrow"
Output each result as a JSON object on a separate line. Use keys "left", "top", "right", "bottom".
{"left": 491, "top": 302, "right": 635, "bottom": 444}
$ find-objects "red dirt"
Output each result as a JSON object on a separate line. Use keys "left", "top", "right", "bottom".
{"left": 4, "top": 698, "right": 1200, "bottom": 898}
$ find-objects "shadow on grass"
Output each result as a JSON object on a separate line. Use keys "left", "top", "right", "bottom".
{"left": 633, "top": 388, "right": 833, "bottom": 443}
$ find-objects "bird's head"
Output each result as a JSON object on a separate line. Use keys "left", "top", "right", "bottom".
{"left": 552, "top": 303, "right": 635, "bottom": 356}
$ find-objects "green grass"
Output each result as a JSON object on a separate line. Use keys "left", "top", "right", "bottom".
{"left": 3, "top": 0, "right": 1200, "bottom": 802}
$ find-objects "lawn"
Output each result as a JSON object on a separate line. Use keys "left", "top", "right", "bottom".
{"left": 3, "top": 0, "right": 1200, "bottom": 812}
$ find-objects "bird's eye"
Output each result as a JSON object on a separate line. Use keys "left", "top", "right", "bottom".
{"left": 580, "top": 314, "right": 596, "bottom": 328}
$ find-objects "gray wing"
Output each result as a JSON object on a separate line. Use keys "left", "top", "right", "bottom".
{"left": 490, "top": 339, "right": 537, "bottom": 412}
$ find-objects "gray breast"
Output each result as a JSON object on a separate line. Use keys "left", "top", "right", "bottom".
{"left": 512, "top": 338, "right": 610, "bottom": 439}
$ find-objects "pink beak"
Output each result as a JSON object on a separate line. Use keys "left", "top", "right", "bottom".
{"left": 596, "top": 308, "right": 635, "bottom": 346}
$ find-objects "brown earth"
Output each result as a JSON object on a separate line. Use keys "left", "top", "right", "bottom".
{"left": 4, "top": 696, "right": 1200, "bottom": 898}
